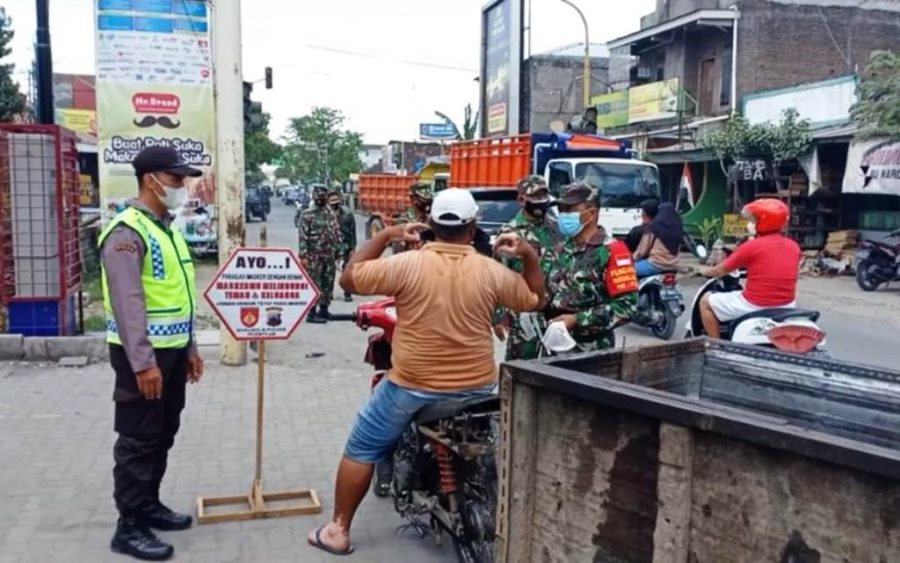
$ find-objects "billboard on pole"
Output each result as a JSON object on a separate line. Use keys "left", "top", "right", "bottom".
{"left": 94, "top": 0, "right": 216, "bottom": 249}
{"left": 480, "top": 0, "right": 523, "bottom": 138}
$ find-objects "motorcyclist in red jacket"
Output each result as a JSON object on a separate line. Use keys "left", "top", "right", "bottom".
{"left": 699, "top": 198, "right": 801, "bottom": 338}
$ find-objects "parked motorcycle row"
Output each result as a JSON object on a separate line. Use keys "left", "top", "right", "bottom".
{"left": 855, "top": 229, "right": 900, "bottom": 292}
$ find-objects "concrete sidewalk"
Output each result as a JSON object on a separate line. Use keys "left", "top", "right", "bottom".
{"left": 0, "top": 348, "right": 456, "bottom": 563}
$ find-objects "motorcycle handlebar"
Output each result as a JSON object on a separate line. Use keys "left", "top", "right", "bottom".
{"left": 328, "top": 313, "right": 357, "bottom": 322}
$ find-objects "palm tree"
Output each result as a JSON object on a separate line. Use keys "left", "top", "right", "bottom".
{"left": 435, "top": 104, "right": 479, "bottom": 140}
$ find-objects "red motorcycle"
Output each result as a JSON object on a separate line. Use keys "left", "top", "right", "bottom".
{"left": 331, "top": 299, "right": 498, "bottom": 563}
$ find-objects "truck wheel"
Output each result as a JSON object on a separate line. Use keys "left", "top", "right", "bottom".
{"left": 366, "top": 217, "right": 385, "bottom": 240}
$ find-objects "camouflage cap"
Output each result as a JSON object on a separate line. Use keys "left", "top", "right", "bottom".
{"left": 311, "top": 184, "right": 328, "bottom": 197}
{"left": 409, "top": 181, "right": 434, "bottom": 200}
{"left": 557, "top": 181, "right": 598, "bottom": 206}
{"left": 515, "top": 175, "right": 548, "bottom": 197}
{"left": 327, "top": 187, "right": 342, "bottom": 197}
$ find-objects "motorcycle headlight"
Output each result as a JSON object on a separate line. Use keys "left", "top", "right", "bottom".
{"left": 384, "top": 306, "right": 397, "bottom": 320}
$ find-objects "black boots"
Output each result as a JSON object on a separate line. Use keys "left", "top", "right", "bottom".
{"left": 144, "top": 503, "right": 193, "bottom": 532}
{"left": 344, "top": 292, "right": 353, "bottom": 302}
{"left": 307, "top": 304, "right": 330, "bottom": 323}
{"left": 110, "top": 517, "right": 174, "bottom": 561}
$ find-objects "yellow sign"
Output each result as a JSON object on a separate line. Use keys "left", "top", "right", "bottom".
{"left": 722, "top": 213, "right": 749, "bottom": 237}
{"left": 591, "top": 91, "right": 629, "bottom": 129}
{"left": 629, "top": 78, "right": 680, "bottom": 123}
{"left": 79, "top": 173, "right": 96, "bottom": 207}
{"left": 57, "top": 108, "right": 97, "bottom": 135}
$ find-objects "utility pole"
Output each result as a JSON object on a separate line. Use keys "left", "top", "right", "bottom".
{"left": 35, "top": 0, "right": 54, "bottom": 124}
{"left": 560, "top": 0, "right": 590, "bottom": 109}
{"left": 212, "top": 0, "right": 247, "bottom": 366}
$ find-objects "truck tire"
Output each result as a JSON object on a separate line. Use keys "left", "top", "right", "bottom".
{"left": 366, "top": 217, "right": 385, "bottom": 240}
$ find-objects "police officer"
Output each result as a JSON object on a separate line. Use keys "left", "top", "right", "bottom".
{"left": 99, "top": 146, "right": 204, "bottom": 561}
{"left": 394, "top": 181, "right": 433, "bottom": 252}
{"left": 494, "top": 175, "right": 557, "bottom": 360}
{"left": 328, "top": 188, "right": 357, "bottom": 302}
{"left": 299, "top": 185, "right": 343, "bottom": 322}
{"left": 544, "top": 182, "right": 638, "bottom": 352}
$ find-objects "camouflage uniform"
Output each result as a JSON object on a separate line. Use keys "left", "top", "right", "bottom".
{"left": 393, "top": 181, "right": 433, "bottom": 253}
{"left": 496, "top": 176, "right": 558, "bottom": 361}
{"left": 298, "top": 186, "right": 342, "bottom": 318}
{"left": 544, "top": 183, "right": 638, "bottom": 352}
{"left": 330, "top": 189, "right": 357, "bottom": 302}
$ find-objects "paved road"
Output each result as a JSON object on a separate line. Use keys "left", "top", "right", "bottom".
{"left": 255, "top": 203, "right": 900, "bottom": 370}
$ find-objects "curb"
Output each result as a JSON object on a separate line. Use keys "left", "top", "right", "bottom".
{"left": 0, "top": 330, "right": 222, "bottom": 363}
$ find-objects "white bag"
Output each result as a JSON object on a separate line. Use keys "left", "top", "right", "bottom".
{"left": 541, "top": 321, "right": 578, "bottom": 353}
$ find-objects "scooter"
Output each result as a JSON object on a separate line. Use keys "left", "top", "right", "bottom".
{"left": 331, "top": 299, "right": 498, "bottom": 563}
{"left": 631, "top": 271, "right": 684, "bottom": 340}
{"left": 684, "top": 271, "right": 828, "bottom": 356}
{"left": 856, "top": 229, "right": 900, "bottom": 292}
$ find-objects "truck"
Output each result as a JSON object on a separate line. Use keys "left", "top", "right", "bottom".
{"left": 496, "top": 339, "right": 900, "bottom": 562}
{"left": 357, "top": 160, "right": 450, "bottom": 239}
{"left": 450, "top": 132, "right": 662, "bottom": 236}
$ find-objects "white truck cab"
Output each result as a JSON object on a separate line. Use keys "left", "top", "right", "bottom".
{"left": 544, "top": 157, "right": 662, "bottom": 237}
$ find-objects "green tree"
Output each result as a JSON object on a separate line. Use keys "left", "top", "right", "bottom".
{"left": 281, "top": 107, "right": 363, "bottom": 183}
{"left": 244, "top": 111, "right": 280, "bottom": 180}
{"left": 851, "top": 50, "right": 900, "bottom": 138}
{"left": 700, "top": 108, "right": 811, "bottom": 167}
{"left": 0, "top": 8, "right": 25, "bottom": 122}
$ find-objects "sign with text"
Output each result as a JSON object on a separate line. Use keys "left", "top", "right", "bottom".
{"left": 734, "top": 158, "right": 771, "bottom": 183}
{"left": 480, "top": 0, "right": 523, "bottom": 137}
{"left": 205, "top": 248, "right": 321, "bottom": 341}
{"left": 95, "top": 0, "right": 216, "bottom": 236}
{"left": 722, "top": 213, "right": 749, "bottom": 237}
{"left": 591, "top": 90, "right": 629, "bottom": 130}
{"left": 629, "top": 78, "right": 680, "bottom": 124}
{"left": 843, "top": 138, "right": 900, "bottom": 196}
{"left": 419, "top": 122, "right": 457, "bottom": 140}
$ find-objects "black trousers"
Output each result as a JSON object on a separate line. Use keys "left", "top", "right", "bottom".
{"left": 111, "top": 344, "right": 188, "bottom": 519}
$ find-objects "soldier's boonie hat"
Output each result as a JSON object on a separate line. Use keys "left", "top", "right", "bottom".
{"left": 515, "top": 175, "right": 548, "bottom": 197}
{"left": 409, "top": 181, "right": 434, "bottom": 199}
{"left": 557, "top": 181, "right": 598, "bottom": 206}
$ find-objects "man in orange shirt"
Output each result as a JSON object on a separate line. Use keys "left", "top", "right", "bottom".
{"left": 308, "top": 188, "right": 545, "bottom": 556}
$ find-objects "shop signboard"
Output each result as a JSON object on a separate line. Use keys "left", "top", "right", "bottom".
{"left": 843, "top": 138, "right": 900, "bottom": 197}
{"left": 629, "top": 78, "right": 680, "bottom": 124}
{"left": 591, "top": 90, "right": 629, "bottom": 130}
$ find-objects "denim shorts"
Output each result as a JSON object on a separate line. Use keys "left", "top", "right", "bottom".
{"left": 344, "top": 378, "right": 495, "bottom": 463}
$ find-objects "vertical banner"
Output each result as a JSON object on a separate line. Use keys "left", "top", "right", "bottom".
{"left": 95, "top": 0, "right": 217, "bottom": 253}
{"left": 480, "top": 0, "right": 523, "bottom": 138}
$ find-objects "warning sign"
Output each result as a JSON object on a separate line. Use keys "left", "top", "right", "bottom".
{"left": 204, "top": 248, "right": 320, "bottom": 341}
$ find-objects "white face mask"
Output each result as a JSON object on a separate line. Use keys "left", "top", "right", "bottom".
{"left": 152, "top": 175, "right": 188, "bottom": 210}
{"left": 541, "top": 321, "right": 578, "bottom": 353}
{"left": 747, "top": 221, "right": 757, "bottom": 236}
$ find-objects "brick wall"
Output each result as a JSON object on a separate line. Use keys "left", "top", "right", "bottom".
{"left": 737, "top": 0, "right": 900, "bottom": 98}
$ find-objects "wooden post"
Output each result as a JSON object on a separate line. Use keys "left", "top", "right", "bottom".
{"left": 196, "top": 226, "right": 322, "bottom": 524}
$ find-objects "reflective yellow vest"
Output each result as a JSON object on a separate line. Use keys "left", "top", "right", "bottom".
{"left": 99, "top": 206, "right": 197, "bottom": 349}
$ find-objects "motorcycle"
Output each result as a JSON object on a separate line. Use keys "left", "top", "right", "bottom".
{"left": 631, "top": 271, "right": 684, "bottom": 340}
{"left": 856, "top": 229, "right": 900, "bottom": 292}
{"left": 684, "top": 271, "right": 828, "bottom": 356}
{"left": 331, "top": 299, "right": 498, "bottom": 563}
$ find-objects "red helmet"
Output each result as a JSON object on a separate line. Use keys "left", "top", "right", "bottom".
{"left": 742, "top": 198, "right": 789, "bottom": 234}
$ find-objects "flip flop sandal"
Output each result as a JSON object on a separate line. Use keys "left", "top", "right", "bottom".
{"left": 308, "top": 526, "right": 355, "bottom": 556}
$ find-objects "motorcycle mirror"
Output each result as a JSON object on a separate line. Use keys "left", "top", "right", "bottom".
{"left": 695, "top": 245, "right": 708, "bottom": 259}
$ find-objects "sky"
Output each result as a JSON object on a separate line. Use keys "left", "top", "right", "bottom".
{"left": 3, "top": 0, "right": 654, "bottom": 144}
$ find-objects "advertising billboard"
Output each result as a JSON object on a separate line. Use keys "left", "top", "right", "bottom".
{"left": 629, "top": 78, "right": 680, "bottom": 123}
{"left": 480, "top": 0, "right": 523, "bottom": 137}
{"left": 591, "top": 91, "right": 629, "bottom": 130}
{"left": 95, "top": 0, "right": 216, "bottom": 251}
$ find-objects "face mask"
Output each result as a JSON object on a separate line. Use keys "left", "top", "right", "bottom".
{"left": 315, "top": 198, "right": 327, "bottom": 207}
{"left": 152, "top": 175, "right": 187, "bottom": 210}
{"left": 558, "top": 211, "right": 587, "bottom": 238}
{"left": 330, "top": 203, "right": 341, "bottom": 210}
{"left": 542, "top": 321, "right": 577, "bottom": 353}
{"left": 415, "top": 200, "right": 431, "bottom": 213}
{"left": 747, "top": 221, "right": 757, "bottom": 236}
{"left": 524, "top": 199, "right": 551, "bottom": 218}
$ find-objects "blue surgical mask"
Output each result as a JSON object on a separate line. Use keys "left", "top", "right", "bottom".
{"left": 558, "top": 211, "right": 585, "bottom": 238}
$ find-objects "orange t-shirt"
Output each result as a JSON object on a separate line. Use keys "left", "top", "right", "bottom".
{"left": 348, "top": 242, "right": 540, "bottom": 391}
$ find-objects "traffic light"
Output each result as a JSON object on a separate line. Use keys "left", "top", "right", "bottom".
{"left": 265, "top": 67, "right": 273, "bottom": 90}
{"left": 243, "top": 81, "right": 263, "bottom": 130}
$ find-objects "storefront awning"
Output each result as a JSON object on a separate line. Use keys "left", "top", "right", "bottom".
{"left": 608, "top": 9, "right": 737, "bottom": 50}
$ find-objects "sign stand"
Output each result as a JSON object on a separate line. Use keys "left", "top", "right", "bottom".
{"left": 197, "top": 227, "right": 322, "bottom": 524}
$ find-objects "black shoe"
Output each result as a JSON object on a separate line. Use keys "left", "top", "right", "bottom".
{"left": 318, "top": 306, "right": 331, "bottom": 321}
{"left": 110, "top": 518, "right": 174, "bottom": 561}
{"left": 307, "top": 312, "right": 327, "bottom": 324}
{"left": 144, "top": 503, "right": 193, "bottom": 531}
{"left": 343, "top": 293, "right": 353, "bottom": 302}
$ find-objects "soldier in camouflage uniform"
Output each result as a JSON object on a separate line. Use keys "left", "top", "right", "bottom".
{"left": 494, "top": 175, "right": 557, "bottom": 360}
{"left": 544, "top": 182, "right": 638, "bottom": 352}
{"left": 328, "top": 188, "right": 357, "bottom": 302}
{"left": 393, "top": 181, "right": 434, "bottom": 253}
{"left": 299, "top": 185, "right": 343, "bottom": 323}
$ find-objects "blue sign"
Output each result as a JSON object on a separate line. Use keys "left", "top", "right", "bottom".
{"left": 419, "top": 122, "right": 458, "bottom": 140}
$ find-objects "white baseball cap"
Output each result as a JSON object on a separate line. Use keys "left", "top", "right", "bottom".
{"left": 430, "top": 188, "right": 479, "bottom": 226}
